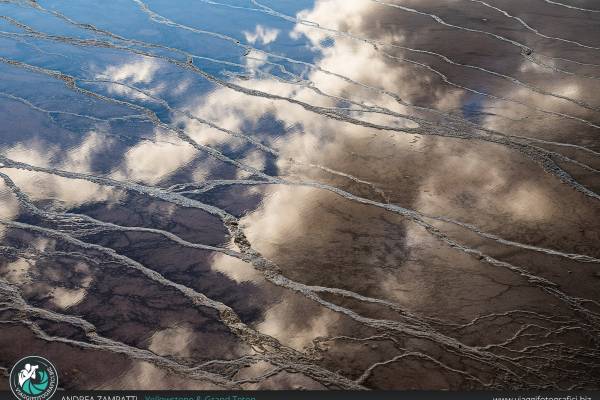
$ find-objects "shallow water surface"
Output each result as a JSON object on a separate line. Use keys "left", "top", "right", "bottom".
{"left": 1, "top": 0, "right": 600, "bottom": 390}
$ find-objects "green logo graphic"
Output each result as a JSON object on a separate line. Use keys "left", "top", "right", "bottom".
{"left": 9, "top": 356, "right": 58, "bottom": 400}
{"left": 22, "top": 369, "right": 49, "bottom": 395}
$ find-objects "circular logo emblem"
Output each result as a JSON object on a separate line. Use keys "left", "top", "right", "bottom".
{"left": 9, "top": 356, "right": 58, "bottom": 400}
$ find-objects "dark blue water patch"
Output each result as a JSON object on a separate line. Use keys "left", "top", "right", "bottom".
{"left": 232, "top": 113, "right": 287, "bottom": 176}
{"left": 461, "top": 94, "right": 485, "bottom": 124}
{"left": 188, "top": 184, "right": 266, "bottom": 220}
{"left": 142, "top": 0, "right": 320, "bottom": 67}
{"left": 23, "top": 0, "right": 322, "bottom": 85}
{"left": 0, "top": 2, "right": 100, "bottom": 40}
{"left": 0, "top": 14, "right": 35, "bottom": 34}
{"left": 0, "top": 64, "right": 137, "bottom": 118}
{"left": 38, "top": 0, "right": 244, "bottom": 62}
{"left": 319, "top": 36, "right": 335, "bottom": 48}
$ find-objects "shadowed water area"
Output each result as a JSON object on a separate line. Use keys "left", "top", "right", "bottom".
{"left": 0, "top": 0, "right": 599, "bottom": 390}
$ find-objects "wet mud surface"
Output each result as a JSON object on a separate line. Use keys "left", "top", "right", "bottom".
{"left": 0, "top": 0, "right": 600, "bottom": 390}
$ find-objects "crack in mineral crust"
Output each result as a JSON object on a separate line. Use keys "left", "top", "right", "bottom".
{"left": 0, "top": 0, "right": 599, "bottom": 391}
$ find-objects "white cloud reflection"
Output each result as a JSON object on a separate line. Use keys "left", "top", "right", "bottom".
{"left": 243, "top": 25, "right": 280, "bottom": 45}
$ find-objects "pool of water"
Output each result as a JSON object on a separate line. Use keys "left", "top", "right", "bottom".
{"left": 1, "top": 0, "right": 600, "bottom": 390}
